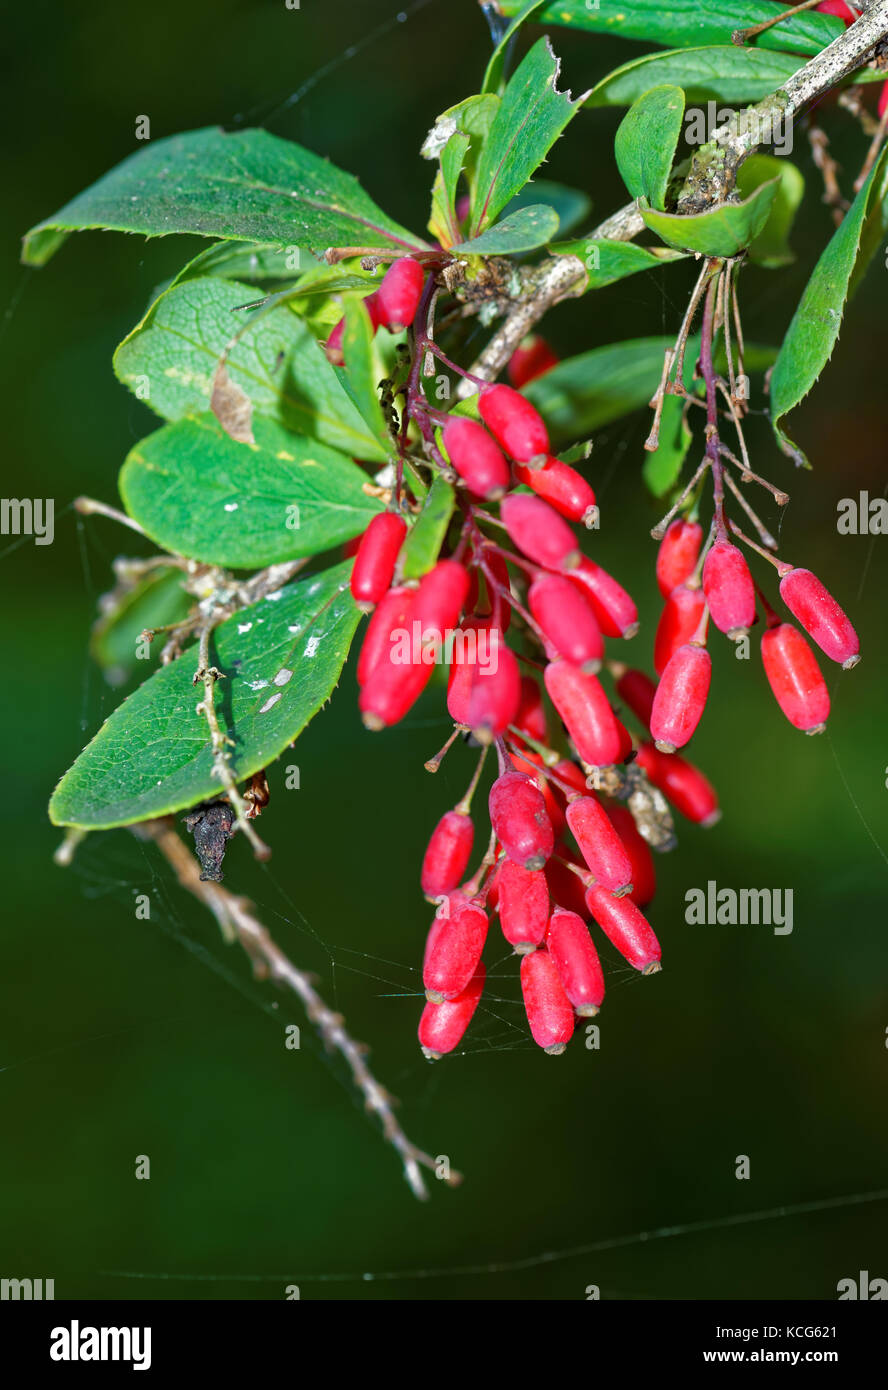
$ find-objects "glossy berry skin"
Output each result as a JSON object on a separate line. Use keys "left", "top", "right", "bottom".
{"left": 566, "top": 796, "right": 634, "bottom": 898}
{"left": 375, "top": 257, "right": 425, "bottom": 331}
{"left": 466, "top": 633, "right": 522, "bottom": 742}
{"left": 412, "top": 560, "right": 470, "bottom": 645}
{"left": 545, "top": 849, "right": 590, "bottom": 918}
{"left": 421, "top": 810, "right": 474, "bottom": 900}
{"left": 446, "top": 616, "right": 493, "bottom": 725}
{"left": 501, "top": 493, "right": 581, "bottom": 571}
{"left": 545, "top": 909, "right": 605, "bottom": 1016}
{"left": 778, "top": 567, "right": 860, "bottom": 669}
{"left": 567, "top": 558, "right": 638, "bottom": 638}
{"left": 479, "top": 383, "right": 549, "bottom": 463}
{"left": 703, "top": 540, "right": 756, "bottom": 639}
{"left": 650, "top": 642, "right": 712, "bottom": 753}
{"left": 615, "top": 667, "right": 657, "bottom": 730}
{"left": 761, "top": 623, "right": 830, "bottom": 733}
{"left": 635, "top": 741, "right": 720, "bottom": 827}
{"left": 511, "top": 749, "right": 566, "bottom": 840}
{"left": 488, "top": 771, "right": 554, "bottom": 871}
{"left": 350, "top": 512, "right": 407, "bottom": 610}
{"left": 514, "top": 456, "right": 596, "bottom": 526}
{"left": 357, "top": 585, "right": 413, "bottom": 686}
{"left": 508, "top": 335, "right": 559, "bottom": 389}
{"left": 497, "top": 859, "right": 550, "bottom": 952}
{"left": 654, "top": 583, "right": 706, "bottom": 675}
{"left": 544, "top": 660, "right": 624, "bottom": 768}
{"left": 529, "top": 573, "right": 603, "bottom": 672}
{"left": 419, "top": 966, "right": 486, "bottom": 1059}
{"left": 514, "top": 675, "right": 548, "bottom": 747}
{"left": 585, "top": 883, "right": 662, "bottom": 974}
{"left": 604, "top": 804, "right": 656, "bottom": 908}
{"left": 442, "top": 417, "right": 510, "bottom": 500}
{"left": 520, "top": 950, "right": 575, "bottom": 1054}
{"left": 359, "top": 649, "right": 432, "bottom": 729}
{"left": 423, "top": 894, "right": 488, "bottom": 1002}
{"left": 656, "top": 519, "right": 704, "bottom": 598}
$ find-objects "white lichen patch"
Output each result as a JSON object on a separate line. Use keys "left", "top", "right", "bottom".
{"left": 259, "top": 692, "right": 282, "bottom": 713}
{"left": 273, "top": 668, "right": 293, "bottom": 686}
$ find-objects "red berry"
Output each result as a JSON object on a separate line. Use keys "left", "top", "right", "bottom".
{"left": 553, "top": 759, "right": 589, "bottom": 802}
{"left": 511, "top": 749, "right": 566, "bottom": 840}
{"left": 479, "top": 383, "right": 549, "bottom": 463}
{"left": 566, "top": 796, "right": 634, "bottom": 897}
{"left": 325, "top": 292, "right": 382, "bottom": 364}
{"left": 423, "top": 893, "right": 488, "bottom": 1002}
{"left": 350, "top": 512, "right": 407, "bottom": 610}
{"left": 359, "top": 647, "right": 432, "bottom": 729}
{"left": 446, "top": 615, "right": 493, "bottom": 725}
{"left": 778, "top": 567, "right": 860, "bottom": 669}
{"left": 520, "top": 950, "right": 575, "bottom": 1054}
{"left": 816, "top": 0, "right": 856, "bottom": 22}
{"left": 497, "top": 859, "right": 550, "bottom": 952}
{"left": 615, "top": 667, "right": 657, "bottom": 730}
{"left": 879, "top": 79, "right": 888, "bottom": 120}
{"left": 545, "top": 848, "right": 590, "bottom": 918}
{"left": 650, "top": 642, "right": 712, "bottom": 753}
{"left": 466, "top": 631, "right": 522, "bottom": 742}
{"left": 356, "top": 585, "right": 413, "bottom": 686}
{"left": 421, "top": 809, "right": 474, "bottom": 900}
{"left": 412, "top": 559, "right": 470, "bottom": 645}
{"left": 442, "top": 417, "right": 510, "bottom": 500}
{"left": 604, "top": 803, "right": 656, "bottom": 908}
{"left": 501, "top": 493, "right": 581, "bottom": 571}
{"left": 488, "top": 770, "right": 554, "bottom": 871}
{"left": 508, "top": 335, "right": 559, "bottom": 389}
{"left": 375, "top": 257, "right": 425, "bottom": 331}
{"left": 419, "top": 966, "right": 486, "bottom": 1059}
{"left": 465, "top": 547, "right": 512, "bottom": 629}
{"left": 761, "top": 622, "right": 830, "bottom": 733}
{"left": 514, "top": 675, "right": 548, "bottom": 747}
{"left": 514, "top": 456, "right": 596, "bottom": 527}
{"left": 635, "top": 741, "right": 720, "bottom": 827}
{"left": 529, "top": 573, "right": 603, "bottom": 672}
{"left": 584, "top": 883, "right": 661, "bottom": 974}
{"left": 546, "top": 908, "right": 605, "bottom": 1016}
{"left": 702, "top": 540, "right": 756, "bottom": 640}
{"left": 567, "top": 558, "right": 638, "bottom": 638}
{"left": 656, "top": 519, "right": 704, "bottom": 598}
{"left": 654, "top": 583, "right": 705, "bottom": 675}
{"left": 544, "top": 660, "right": 624, "bottom": 767}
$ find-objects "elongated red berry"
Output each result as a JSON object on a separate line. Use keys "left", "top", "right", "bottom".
{"left": 656, "top": 519, "right": 703, "bottom": 598}
{"left": 546, "top": 909, "right": 605, "bottom": 1016}
{"left": 514, "top": 675, "right": 548, "bottom": 747}
{"left": 654, "top": 583, "right": 705, "bottom": 675}
{"left": 604, "top": 804, "right": 656, "bottom": 908}
{"left": 421, "top": 810, "right": 474, "bottom": 900}
{"left": 511, "top": 749, "right": 565, "bottom": 840}
{"left": 778, "top": 567, "right": 859, "bottom": 669}
{"left": 419, "top": 966, "right": 485, "bottom": 1059}
{"left": 703, "top": 540, "right": 755, "bottom": 639}
{"left": 529, "top": 573, "right": 603, "bottom": 672}
{"left": 650, "top": 642, "right": 711, "bottom": 753}
{"left": 514, "top": 456, "right": 596, "bottom": 527}
{"left": 350, "top": 512, "right": 407, "bottom": 610}
{"left": 479, "top": 383, "right": 549, "bottom": 463}
{"left": 615, "top": 667, "right": 657, "bottom": 730}
{"left": 545, "top": 849, "right": 590, "bottom": 918}
{"left": 359, "top": 647, "right": 432, "bottom": 729}
{"left": 357, "top": 585, "right": 413, "bottom": 686}
{"left": 442, "top": 417, "right": 510, "bottom": 500}
{"left": 375, "top": 257, "right": 425, "bottom": 331}
{"left": 446, "top": 615, "right": 493, "bottom": 725}
{"left": 544, "top": 660, "right": 624, "bottom": 767}
{"left": 508, "top": 335, "right": 559, "bottom": 389}
{"left": 325, "top": 292, "right": 382, "bottom": 364}
{"left": 635, "top": 741, "right": 720, "bottom": 826}
{"left": 567, "top": 558, "right": 638, "bottom": 638}
{"left": 566, "top": 796, "right": 634, "bottom": 897}
{"left": 761, "top": 623, "right": 830, "bottom": 733}
{"left": 488, "top": 770, "right": 554, "bottom": 871}
{"left": 466, "top": 547, "right": 511, "bottom": 625}
{"left": 423, "top": 894, "right": 488, "bottom": 1002}
{"left": 466, "top": 632, "right": 521, "bottom": 742}
{"left": 501, "top": 494, "right": 581, "bottom": 571}
{"left": 497, "top": 859, "right": 549, "bottom": 952}
{"left": 585, "top": 883, "right": 661, "bottom": 974}
{"left": 412, "top": 559, "right": 470, "bottom": 647}
{"left": 520, "top": 950, "right": 574, "bottom": 1053}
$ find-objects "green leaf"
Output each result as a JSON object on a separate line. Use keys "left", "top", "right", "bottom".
{"left": 502, "top": 179, "right": 591, "bottom": 238}
{"left": 586, "top": 45, "right": 808, "bottom": 108}
{"left": 736, "top": 154, "right": 804, "bottom": 267}
{"left": 399, "top": 475, "right": 455, "bottom": 580}
{"left": 429, "top": 132, "right": 472, "bottom": 247}
{"left": 471, "top": 37, "right": 587, "bottom": 235}
{"left": 90, "top": 569, "right": 192, "bottom": 688}
{"left": 550, "top": 237, "right": 685, "bottom": 290}
{"left": 492, "top": 1, "right": 842, "bottom": 57}
{"left": 50, "top": 563, "right": 361, "bottom": 829}
{"left": 770, "top": 147, "right": 888, "bottom": 464}
{"left": 23, "top": 127, "right": 423, "bottom": 267}
{"left": 641, "top": 177, "right": 779, "bottom": 257}
{"left": 642, "top": 394, "right": 693, "bottom": 497}
{"left": 114, "top": 275, "right": 388, "bottom": 462}
{"left": 615, "top": 86, "right": 685, "bottom": 210}
{"left": 482, "top": 0, "right": 546, "bottom": 95}
{"left": 339, "top": 298, "right": 390, "bottom": 449}
{"left": 452, "top": 203, "right": 561, "bottom": 254}
{"left": 119, "top": 414, "right": 383, "bottom": 567}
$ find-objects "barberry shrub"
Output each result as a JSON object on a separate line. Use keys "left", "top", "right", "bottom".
{"left": 28, "top": 0, "right": 885, "bottom": 1192}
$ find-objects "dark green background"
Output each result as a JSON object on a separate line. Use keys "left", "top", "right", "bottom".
{"left": 2, "top": 0, "right": 886, "bottom": 1300}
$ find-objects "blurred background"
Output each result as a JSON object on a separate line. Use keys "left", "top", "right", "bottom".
{"left": 1, "top": 0, "right": 886, "bottom": 1300}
